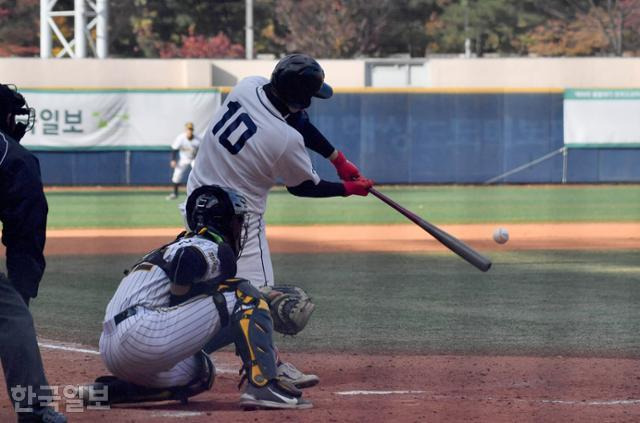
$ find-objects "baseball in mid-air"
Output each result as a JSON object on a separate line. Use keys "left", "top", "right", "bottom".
{"left": 493, "top": 227, "right": 509, "bottom": 244}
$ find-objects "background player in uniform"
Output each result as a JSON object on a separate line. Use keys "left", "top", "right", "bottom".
{"left": 0, "top": 84, "right": 67, "bottom": 422}
{"left": 167, "top": 122, "right": 201, "bottom": 200}
{"left": 80, "top": 185, "right": 311, "bottom": 410}
{"left": 186, "top": 54, "right": 373, "bottom": 387}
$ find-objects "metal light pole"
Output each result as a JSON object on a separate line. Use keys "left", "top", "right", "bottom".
{"left": 463, "top": 0, "right": 471, "bottom": 58}
{"left": 96, "top": 0, "right": 109, "bottom": 58}
{"left": 245, "top": 0, "right": 254, "bottom": 59}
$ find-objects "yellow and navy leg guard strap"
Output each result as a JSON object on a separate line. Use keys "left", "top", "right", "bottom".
{"left": 229, "top": 279, "right": 278, "bottom": 387}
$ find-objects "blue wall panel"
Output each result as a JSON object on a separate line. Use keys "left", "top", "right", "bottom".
{"left": 33, "top": 92, "right": 640, "bottom": 185}
{"left": 36, "top": 151, "right": 127, "bottom": 185}
{"left": 310, "top": 92, "right": 567, "bottom": 183}
{"left": 130, "top": 151, "right": 173, "bottom": 184}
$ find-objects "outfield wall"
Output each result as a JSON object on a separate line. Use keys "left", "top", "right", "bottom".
{"left": 32, "top": 90, "right": 640, "bottom": 185}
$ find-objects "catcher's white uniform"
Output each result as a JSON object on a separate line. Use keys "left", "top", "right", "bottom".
{"left": 171, "top": 133, "right": 201, "bottom": 184}
{"left": 187, "top": 76, "right": 320, "bottom": 287}
{"left": 99, "top": 235, "right": 236, "bottom": 388}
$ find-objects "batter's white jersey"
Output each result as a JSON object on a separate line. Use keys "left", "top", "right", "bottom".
{"left": 99, "top": 235, "right": 236, "bottom": 388}
{"left": 187, "top": 76, "right": 319, "bottom": 215}
{"left": 186, "top": 76, "right": 320, "bottom": 287}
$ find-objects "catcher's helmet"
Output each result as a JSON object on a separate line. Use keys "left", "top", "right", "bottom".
{"left": 186, "top": 185, "right": 249, "bottom": 258}
{"left": 271, "top": 54, "right": 333, "bottom": 110}
{"left": 0, "top": 83, "right": 35, "bottom": 141}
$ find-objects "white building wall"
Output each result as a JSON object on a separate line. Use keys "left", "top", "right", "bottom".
{"left": 1, "top": 57, "right": 640, "bottom": 89}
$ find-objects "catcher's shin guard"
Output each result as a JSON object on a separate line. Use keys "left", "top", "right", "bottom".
{"left": 78, "top": 351, "right": 215, "bottom": 405}
{"left": 230, "top": 279, "right": 278, "bottom": 387}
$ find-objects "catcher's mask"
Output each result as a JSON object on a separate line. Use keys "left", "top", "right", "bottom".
{"left": 0, "top": 84, "right": 35, "bottom": 142}
{"left": 186, "top": 185, "right": 249, "bottom": 258}
{"left": 270, "top": 54, "right": 333, "bottom": 110}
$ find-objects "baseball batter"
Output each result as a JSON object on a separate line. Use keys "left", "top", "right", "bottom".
{"left": 187, "top": 54, "right": 372, "bottom": 287}
{"left": 167, "top": 122, "right": 201, "bottom": 200}
{"left": 186, "top": 54, "right": 373, "bottom": 388}
{"left": 82, "top": 186, "right": 311, "bottom": 410}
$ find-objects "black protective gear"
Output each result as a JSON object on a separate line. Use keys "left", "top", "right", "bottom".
{"left": 78, "top": 351, "right": 215, "bottom": 406}
{"left": 0, "top": 84, "right": 35, "bottom": 142}
{"left": 186, "top": 185, "right": 249, "bottom": 258}
{"left": 225, "top": 279, "right": 278, "bottom": 388}
{"left": 271, "top": 54, "right": 333, "bottom": 110}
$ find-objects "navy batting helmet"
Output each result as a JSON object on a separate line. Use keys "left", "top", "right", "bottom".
{"left": 186, "top": 185, "right": 249, "bottom": 258}
{"left": 271, "top": 54, "right": 333, "bottom": 110}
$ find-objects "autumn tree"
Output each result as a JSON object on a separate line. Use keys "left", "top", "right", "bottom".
{"left": 265, "top": 0, "right": 389, "bottom": 57}
{"left": 524, "top": 11, "right": 609, "bottom": 56}
{"left": 427, "top": 0, "right": 544, "bottom": 56}
{"left": 0, "top": 0, "right": 39, "bottom": 56}
{"left": 534, "top": 0, "right": 640, "bottom": 56}
{"left": 108, "top": 0, "right": 247, "bottom": 57}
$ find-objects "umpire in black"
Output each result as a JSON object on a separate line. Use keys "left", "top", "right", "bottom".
{"left": 0, "top": 84, "right": 66, "bottom": 422}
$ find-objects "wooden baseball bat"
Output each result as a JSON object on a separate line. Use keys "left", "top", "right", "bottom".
{"left": 369, "top": 187, "right": 492, "bottom": 272}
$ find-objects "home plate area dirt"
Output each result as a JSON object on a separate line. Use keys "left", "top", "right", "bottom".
{"left": 1, "top": 223, "right": 639, "bottom": 421}
{"left": 1, "top": 343, "right": 640, "bottom": 422}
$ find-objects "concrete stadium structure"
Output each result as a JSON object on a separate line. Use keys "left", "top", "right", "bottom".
{"left": 1, "top": 57, "right": 640, "bottom": 88}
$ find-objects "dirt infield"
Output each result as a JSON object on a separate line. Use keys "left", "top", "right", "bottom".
{"left": 1, "top": 222, "right": 639, "bottom": 421}
{"left": 1, "top": 345, "right": 639, "bottom": 422}
{"left": 28, "top": 222, "right": 640, "bottom": 255}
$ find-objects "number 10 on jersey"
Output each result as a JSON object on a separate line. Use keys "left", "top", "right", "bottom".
{"left": 212, "top": 101, "right": 257, "bottom": 154}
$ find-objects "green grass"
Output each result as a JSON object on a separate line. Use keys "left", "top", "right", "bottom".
{"left": 26, "top": 250, "right": 640, "bottom": 358}
{"left": 43, "top": 185, "right": 640, "bottom": 228}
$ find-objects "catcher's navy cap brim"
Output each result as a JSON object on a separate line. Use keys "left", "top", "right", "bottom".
{"left": 314, "top": 82, "right": 333, "bottom": 99}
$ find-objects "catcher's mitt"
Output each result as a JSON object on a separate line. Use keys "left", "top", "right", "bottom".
{"left": 261, "top": 284, "right": 315, "bottom": 336}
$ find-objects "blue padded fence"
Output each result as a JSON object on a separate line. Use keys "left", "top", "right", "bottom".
{"left": 33, "top": 91, "right": 640, "bottom": 185}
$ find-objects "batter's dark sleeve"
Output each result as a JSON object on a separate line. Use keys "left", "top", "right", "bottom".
{"left": 287, "top": 179, "right": 346, "bottom": 198}
{"left": 286, "top": 111, "right": 335, "bottom": 158}
{"left": 171, "top": 149, "right": 179, "bottom": 161}
{"left": 0, "top": 139, "right": 48, "bottom": 300}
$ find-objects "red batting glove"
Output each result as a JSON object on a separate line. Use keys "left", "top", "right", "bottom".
{"left": 331, "top": 150, "right": 361, "bottom": 181}
{"left": 343, "top": 177, "right": 374, "bottom": 196}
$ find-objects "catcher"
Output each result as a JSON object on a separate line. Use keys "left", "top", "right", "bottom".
{"left": 78, "top": 185, "right": 311, "bottom": 410}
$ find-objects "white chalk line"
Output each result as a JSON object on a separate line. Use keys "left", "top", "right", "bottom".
{"left": 336, "top": 391, "right": 640, "bottom": 407}
{"left": 541, "top": 399, "right": 640, "bottom": 406}
{"left": 38, "top": 340, "right": 236, "bottom": 374}
{"left": 39, "top": 341, "right": 640, "bottom": 408}
{"left": 151, "top": 411, "right": 204, "bottom": 418}
{"left": 39, "top": 342, "right": 100, "bottom": 355}
{"left": 337, "top": 390, "right": 426, "bottom": 395}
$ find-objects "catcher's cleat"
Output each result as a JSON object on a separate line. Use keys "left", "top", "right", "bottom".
{"left": 78, "top": 352, "right": 215, "bottom": 406}
{"left": 239, "top": 380, "right": 312, "bottom": 410}
{"left": 277, "top": 361, "right": 319, "bottom": 389}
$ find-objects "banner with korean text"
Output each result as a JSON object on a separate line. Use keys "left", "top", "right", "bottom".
{"left": 19, "top": 89, "right": 221, "bottom": 150}
{"left": 564, "top": 89, "right": 640, "bottom": 147}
